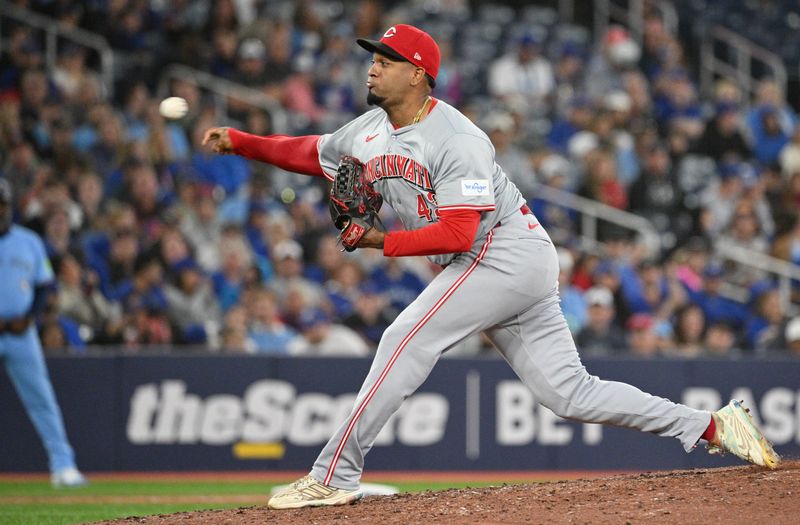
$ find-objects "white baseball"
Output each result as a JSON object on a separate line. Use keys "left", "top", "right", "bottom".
{"left": 159, "top": 97, "right": 188, "bottom": 119}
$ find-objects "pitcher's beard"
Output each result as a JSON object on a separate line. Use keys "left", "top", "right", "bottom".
{"left": 366, "top": 91, "right": 386, "bottom": 107}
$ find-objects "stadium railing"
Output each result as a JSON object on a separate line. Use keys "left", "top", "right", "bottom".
{"left": 156, "top": 63, "right": 289, "bottom": 133}
{"left": 700, "top": 24, "right": 787, "bottom": 104}
{"left": 593, "top": 0, "right": 678, "bottom": 43}
{"left": 0, "top": 2, "right": 114, "bottom": 98}
{"left": 529, "top": 181, "right": 661, "bottom": 256}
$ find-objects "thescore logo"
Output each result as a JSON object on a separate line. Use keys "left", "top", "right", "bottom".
{"left": 126, "top": 380, "right": 449, "bottom": 447}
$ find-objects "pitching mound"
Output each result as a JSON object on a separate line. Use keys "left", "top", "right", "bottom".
{"left": 93, "top": 460, "right": 800, "bottom": 524}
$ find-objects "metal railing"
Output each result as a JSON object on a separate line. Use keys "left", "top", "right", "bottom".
{"left": 157, "top": 64, "right": 289, "bottom": 133}
{"left": 0, "top": 2, "right": 114, "bottom": 98}
{"left": 530, "top": 182, "right": 661, "bottom": 256}
{"left": 532, "top": 182, "right": 799, "bottom": 314}
{"left": 700, "top": 24, "right": 787, "bottom": 104}
{"left": 593, "top": 0, "right": 678, "bottom": 43}
{"left": 715, "top": 242, "right": 800, "bottom": 316}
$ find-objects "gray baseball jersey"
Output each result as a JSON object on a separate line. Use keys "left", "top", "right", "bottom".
{"left": 307, "top": 98, "right": 711, "bottom": 490}
{"left": 318, "top": 100, "right": 525, "bottom": 266}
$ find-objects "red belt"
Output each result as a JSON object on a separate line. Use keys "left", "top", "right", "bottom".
{"left": 496, "top": 204, "right": 533, "bottom": 227}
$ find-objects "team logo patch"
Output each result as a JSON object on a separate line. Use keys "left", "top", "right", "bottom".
{"left": 461, "top": 179, "right": 490, "bottom": 196}
{"left": 383, "top": 27, "right": 396, "bottom": 38}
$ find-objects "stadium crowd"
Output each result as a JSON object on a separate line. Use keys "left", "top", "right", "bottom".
{"left": 1, "top": 0, "right": 799, "bottom": 358}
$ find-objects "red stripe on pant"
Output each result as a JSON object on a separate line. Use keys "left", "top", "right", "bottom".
{"left": 324, "top": 231, "right": 495, "bottom": 486}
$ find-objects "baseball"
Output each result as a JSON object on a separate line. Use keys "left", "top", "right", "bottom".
{"left": 159, "top": 97, "right": 188, "bottom": 119}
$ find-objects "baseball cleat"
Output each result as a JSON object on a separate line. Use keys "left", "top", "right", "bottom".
{"left": 707, "top": 399, "right": 780, "bottom": 469}
{"left": 51, "top": 467, "right": 88, "bottom": 488}
{"left": 268, "top": 475, "right": 362, "bottom": 509}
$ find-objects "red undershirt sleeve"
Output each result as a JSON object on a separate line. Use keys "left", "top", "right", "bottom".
{"left": 228, "top": 129, "right": 325, "bottom": 177}
{"left": 383, "top": 209, "right": 482, "bottom": 257}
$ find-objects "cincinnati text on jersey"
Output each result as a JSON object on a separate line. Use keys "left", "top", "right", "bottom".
{"left": 363, "top": 154, "right": 433, "bottom": 191}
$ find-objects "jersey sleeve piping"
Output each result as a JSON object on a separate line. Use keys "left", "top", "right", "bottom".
{"left": 316, "top": 136, "right": 335, "bottom": 181}
{"left": 438, "top": 204, "right": 497, "bottom": 212}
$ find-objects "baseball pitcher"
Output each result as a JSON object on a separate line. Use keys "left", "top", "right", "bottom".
{"left": 202, "top": 24, "right": 779, "bottom": 510}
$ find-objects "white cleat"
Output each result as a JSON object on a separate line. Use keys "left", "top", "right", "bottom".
{"left": 268, "top": 475, "right": 362, "bottom": 510}
{"left": 51, "top": 467, "right": 88, "bottom": 488}
{"left": 707, "top": 399, "right": 780, "bottom": 469}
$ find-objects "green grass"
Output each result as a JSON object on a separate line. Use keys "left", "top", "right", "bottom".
{"left": 0, "top": 503, "right": 244, "bottom": 525}
{"left": 0, "top": 478, "right": 513, "bottom": 525}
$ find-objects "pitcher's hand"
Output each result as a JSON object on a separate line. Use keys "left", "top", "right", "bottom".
{"left": 202, "top": 127, "right": 234, "bottom": 154}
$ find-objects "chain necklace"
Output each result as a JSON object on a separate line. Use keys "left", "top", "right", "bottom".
{"left": 410, "top": 96, "right": 432, "bottom": 125}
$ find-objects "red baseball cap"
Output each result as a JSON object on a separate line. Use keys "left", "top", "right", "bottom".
{"left": 357, "top": 24, "right": 440, "bottom": 82}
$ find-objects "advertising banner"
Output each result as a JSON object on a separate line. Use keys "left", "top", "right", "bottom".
{"left": 1, "top": 356, "right": 798, "bottom": 471}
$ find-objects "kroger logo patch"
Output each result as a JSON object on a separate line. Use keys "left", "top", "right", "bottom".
{"left": 461, "top": 179, "right": 490, "bottom": 196}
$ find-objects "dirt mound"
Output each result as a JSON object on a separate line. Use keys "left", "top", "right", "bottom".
{"left": 92, "top": 461, "right": 800, "bottom": 525}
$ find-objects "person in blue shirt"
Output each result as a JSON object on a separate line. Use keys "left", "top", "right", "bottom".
{"left": 0, "top": 179, "right": 87, "bottom": 487}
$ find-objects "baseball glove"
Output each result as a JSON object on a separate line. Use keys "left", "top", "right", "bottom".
{"left": 328, "top": 155, "right": 383, "bottom": 252}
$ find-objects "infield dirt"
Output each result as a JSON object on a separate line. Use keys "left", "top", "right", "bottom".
{"left": 92, "top": 460, "right": 800, "bottom": 524}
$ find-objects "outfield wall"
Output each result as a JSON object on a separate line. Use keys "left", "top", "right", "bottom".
{"left": 1, "top": 355, "right": 799, "bottom": 472}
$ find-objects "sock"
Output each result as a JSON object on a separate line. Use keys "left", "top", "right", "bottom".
{"left": 701, "top": 415, "right": 716, "bottom": 442}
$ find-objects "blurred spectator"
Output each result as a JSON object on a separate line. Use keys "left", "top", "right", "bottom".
{"left": 288, "top": 308, "right": 369, "bottom": 356}
{"left": 91, "top": 225, "right": 140, "bottom": 301}
{"left": 556, "top": 248, "right": 586, "bottom": 334}
{"left": 326, "top": 260, "right": 365, "bottom": 319}
{"left": 748, "top": 105, "right": 791, "bottom": 166}
{"left": 529, "top": 153, "right": 577, "bottom": 245}
{"left": 247, "top": 288, "right": 298, "bottom": 355}
{"left": 547, "top": 96, "right": 593, "bottom": 155}
{"left": 700, "top": 161, "right": 773, "bottom": 238}
{"left": 652, "top": 69, "right": 703, "bottom": 139}
{"left": 52, "top": 45, "right": 98, "bottom": 105}
{"left": 370, "top": 258, "right": 426, "bottom": 316}
{"left": 269, "top": 239, "right": 324, "bottom": 305}
{"left": 343, "top": 281, "right": 392, "bottom": 347}
{"left": 602, "top": 91, "right": 638, "bottom": 186}
{"left": 686, "top": 263, "right": 747, "bottom": 330}
{"left": 431, "top": 39, "right": 462, "bottom": 107}
{"left": 306, "top": 234, "right": 347, "bottom": 283}
{"left": 627, "top": 142, "right": 691, "bottom": 248}
{"left": 211, "top": 229, "right": 254, "bottom": 311}
{"left": 671, "top": 304, "right": 706, "bottom": 357}
{"left": 484, "top": 112, "right": 535, "bottom": 199}
{"left": 619, "top": 257, "right": 686, "bottom": 322}
{"left": 164, "top": 258, "right": 221, "bottom": 344}
{"left": 181, "top": 184, "right": 224, "bottom": 270}
{"left": 694, "top": 102, "right": 750, "bottom": 162}
{"left": 575, "top": 286, "right": 625, "bottom": 355}
{"left": 674, "top": 236, "right": 711, "bottom": 294}
{"left": 488, "top": 32, "right": 554, "bottom": 111}
{"left": 626, "top": 313, "right": 659, "bottom": 357}
{"left": 219, "top": 305, "right": 256, "bottom": 353}
{"left": 585, "top": 26, "right": 640, "bottom": 102}
{"left": 55, "top": 251, "right": 119, "bottom": 344}
{"left": 189, "top": 118, "right": 250, "bottom": 197}
{"left": 703, "top": 322, "right": 739, "bottom": 357}
{"left": 745, "top": 285, "right": 786, "bottom": 351}
{"left": 715, "top": 200, "right": 770, "bottom": 285}
{"left": 578, "top": 149, "right": 627, "bottom": 210}
{"left": 745, "top": 79, "right": 797, "bottom": 158}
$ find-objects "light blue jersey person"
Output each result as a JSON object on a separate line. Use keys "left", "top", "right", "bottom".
{"left": 0, "top": 179, "right": 86, "bottom": 487}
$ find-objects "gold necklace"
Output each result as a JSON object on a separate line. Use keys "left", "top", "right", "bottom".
{"left": 410, "top": 96, "right": 431, "bottom": 125}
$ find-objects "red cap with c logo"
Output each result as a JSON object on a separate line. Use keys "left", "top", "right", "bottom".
{"left": 357, "top": 24, "right": 440, "bottom": 81}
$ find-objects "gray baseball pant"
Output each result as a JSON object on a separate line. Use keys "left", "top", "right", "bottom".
{"left": 311, "top": 212, "right": 710, "bottom": 490}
